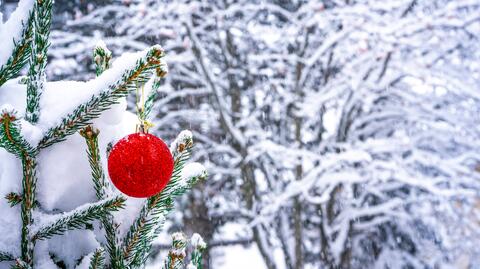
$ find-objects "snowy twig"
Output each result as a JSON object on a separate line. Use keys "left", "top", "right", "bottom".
{"left": 31, "top": 196, "right": 125, "bottom": 241}
{"left": 88, "top": 248, "right": 106, "bottom": 269}
{"left": 184, "top": 20, "right": 246, "bottom": 149}
{"left": 79, "top": 126, "right": 109, "bottom": 200}
{"left": 80, "top": 125, "right": 122, "bottom": 266}
{"left": 93, "top": 40, "right": 112, "bottom": 76}
{"left": 25, "top": 0, "right": 53, "bottom": 123}
{"left": 0, "top": 251, "right": 14, "bottom": 262}
{"left": 162, "top": 233, "right": 187, "bottom": 269}
{"left": 190, "top": 233, "right": 207, "bottom": 269}
{"left": 0, "top": 0, "right": 34, "bottom": 87}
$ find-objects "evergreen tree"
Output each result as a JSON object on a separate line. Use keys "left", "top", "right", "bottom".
{"left": 0, "top": 1, "right": 207, "bottom": 268}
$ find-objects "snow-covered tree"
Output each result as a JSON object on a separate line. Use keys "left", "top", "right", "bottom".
{"left": 0, "top": 1, "right": 208, "bottom": 268}
{"left": 38, "top": 0, "right": 480, "bottom": 268}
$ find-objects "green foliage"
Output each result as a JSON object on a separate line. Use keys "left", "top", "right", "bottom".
{"left": 0, "top": 251, "right": 14, "bottom": 262}
{"left": 80, "top": 125, "right": 123, "bottom": 268}
{"left": 0, "top": 9, "right": 34, "bottom": 87}
{"left": 162, "top": 233, "right": 208, "bottom": 269}
{"left": 190, "top": 239, "right": 207, "bottom": 269}
{"left": 80, "top": 126, "right": 109, "bottom": 200}
{"left": 163, "top": 233, "right": 187, "bottom": 269}
{"left": 0, "top": 1, "right": 206, "bottom": 267}
{"left": 0, "top": 111, "right": 36, "bottom": 158}
{"left": 138, "top": 59, "right": 167, "bottom": 122}
{"left": 25, "top": 0, "right": 54, "bottom": 123}
{"left": 20, "top": 155, "right": 37, "bottom": 264}
{"left": 32, "top": 196, "right": 125, "bottom": 241}
{"left": 89, "top": 248, "right": 106, "bottom": 269}
{"left": 5, "top": 192, "right": 22, "bottom": 207}
{"left": 122, "top": 138, "right": 207, "bottom": 268}
{"left": 138, "top": 77, "right": 161, "bottom": 121}
{"left": 93, "top": 42, "right": 112, "bottom": 76}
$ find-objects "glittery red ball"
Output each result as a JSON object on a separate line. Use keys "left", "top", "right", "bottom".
{"left": 107, "top": 133, "right": 174, "bottom": 198}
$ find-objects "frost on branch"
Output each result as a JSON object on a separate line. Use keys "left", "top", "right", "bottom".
{"left": 170, "top": 130, "right": 193, "bottom": 158}
{"left": 0, "top": 1, "right": 207, "bottom": 267}
{"left": 162, "top": 233, "right": 207, "bottom": 269}
{"left": 190, "top": 233, "right": 207, "bottom": 250}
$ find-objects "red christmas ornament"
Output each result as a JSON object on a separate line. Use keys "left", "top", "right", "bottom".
{"left": 107, "top": 133, "right": 174, "bottom": 198}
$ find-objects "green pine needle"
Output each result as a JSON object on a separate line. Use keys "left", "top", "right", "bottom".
{"left": 80, "top": 125, "right": 124, "bottom": 267}
{"left": 0, "top": 111, "right": 36, "bottom": 158}
{"left": 80, "top": 126, "right": 109, "bottom": 200}
{"left": 89, "top": 248, "right": 106, "bottom": 269}
{"left": 139, "top": 77, "right": 162, "bottom": 121}
{"left": 93, "top": 43, "right": 112, "bottom": 76}
{"left": 5, "top": 192, "right": 22, "bottom": 207}
{"left": 0, "top": 251, "right": 14, "bottom": 262}
{"left": 25, "top": 0, "right": 54, "bottom": 123}
{"left": 32, "top": 196, "right": 126, "bottom": 241}
{"left": 162, "top": 233, "right": 187, "bottom": 269}
{"left": 0, "top": 9, "right": 34, "bottom": 87}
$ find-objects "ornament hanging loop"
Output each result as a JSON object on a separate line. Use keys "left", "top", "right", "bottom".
{"left": 136, "top": 119, "right": 154, "bottom": 134}
{"left": 137, "top": 122, "right": 146, "bottom": 134}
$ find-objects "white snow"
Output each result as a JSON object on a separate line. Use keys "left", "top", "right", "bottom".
{"left": 171, "top": 232, "right": 186, "bottom": 243}
{"left": 212, "top": 244, "right": 268, "bottom": 269}
{"left": 169, "top": 129, "right": 193, "bottom": 155}
{"left": 181, "top": 162, "right": 207, "bottom": 186}
{"left": 0, "top": 45, "right": 156, "bottom": 148}
{"left": 190, "top": 233, "right": 206, "bottom": 249}
{"left": 46, "top": 230, "right": 99, "bottom": 269}
{"left": 0, "top": 149, "right": 22, "bottom": 257}
{"left": 0, "top": 0, "right": 34, "bottom": 67}
{"left": 18, "top": 119, "right": 43, "bottom": 147}
{"left": 75, "top": 251, "right": 94, "bottom": 269}
{"left": 94, "top": 40, "right": 109, "bottom": 53}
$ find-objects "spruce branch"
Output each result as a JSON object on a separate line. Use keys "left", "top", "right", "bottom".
{"left": 139, "top": 76, "right": 162, "bottom": 121}
{"left": 80, "top": 125, "right": 123, "bottom": 268}
{"left": 0, "top": 10, "right": 34, "bottom": 87}
{"left": 102, "top": 215, "right": 124, "bottom": 269}
{"left": 163, "top": 233, "right": 187, "bottom": 269}
{"left": 20, "top": 154, "right": 38, "bottom": 264}
{"left": 0, "top": 110, "right": 38, "bottom": 264}
{"left": 6, "top": 192, "right": 22, "bottom": 207}
{"left": 123, "top": 133, "right": 207, "bottom": 268}
{"left": 37, "top": 45, "right": 166, "bottom": 150}
{"left": 0, "top": 251, "right": 14, "bottom": 262}
{"left": 89, "top": 248, "right": 106, "bottom": 269}
{"left": 0, "top": 110, "right": 39, "bottom": 264}
{"left": 93, "top": 41, "right": 112, "bottom": 76}
{"left": 190, "top": 233, "right": 207, "bottom": 269}
{"left": 31, "top": 196, "right": 126, "bottom": 241}
{"left": 80, "top": 126, "right": 109, "bottom": 200}
{"left": 25, "top": 0, "right": 53, "bottom": 123}
{"left": 0, "top": 111, "right": 36, "bottom": 158}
